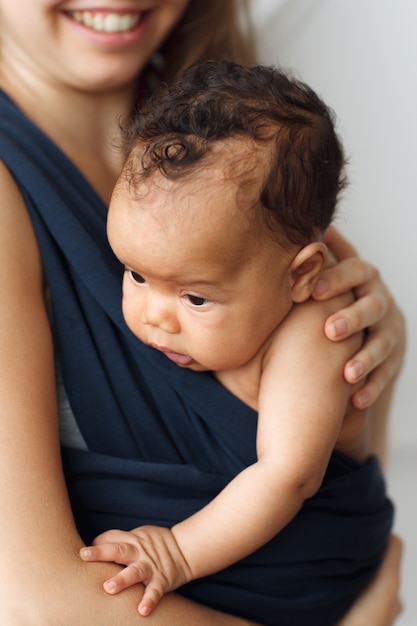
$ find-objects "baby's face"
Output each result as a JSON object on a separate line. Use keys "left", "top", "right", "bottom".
{"left": 107, "top": 147, "right": 297, "bottom": 372}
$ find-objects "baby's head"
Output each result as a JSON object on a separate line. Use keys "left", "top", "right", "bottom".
{"left": 107, "top": 61, "right": 347, "bottom": 372}
{"left": 120, "top": 59, "right": 346, "bottom": 248}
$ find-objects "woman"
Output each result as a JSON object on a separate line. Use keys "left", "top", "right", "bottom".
{"left": 0, "top": 1, "right": 404, "bottom": 624}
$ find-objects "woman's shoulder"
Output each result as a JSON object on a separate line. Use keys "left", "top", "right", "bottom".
{"left": 0, "top": 160, "right": 43, "bottom": 281}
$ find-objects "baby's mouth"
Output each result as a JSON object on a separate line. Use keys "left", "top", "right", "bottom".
{"left": 151, "top": 344, "right": 194, "bottom": 367}
{"left": 67, "top": 10, "right": 143, "bottom": 34}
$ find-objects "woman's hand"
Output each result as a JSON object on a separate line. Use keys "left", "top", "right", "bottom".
{"left": 313, "top": 226, "right": 406, "bottom": 410}
{"left": 338, "top": 535, "right": 403, "bottom": 626}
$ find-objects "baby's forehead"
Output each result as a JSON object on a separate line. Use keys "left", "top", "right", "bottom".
{"left": 120, "top": 134, "right": 274, "bottom": 235}
{"left": 207, "top": 136, "right": 269, "bottom": 181}
{"left": 177, "top": 137, "right": 271, "bottom": 216}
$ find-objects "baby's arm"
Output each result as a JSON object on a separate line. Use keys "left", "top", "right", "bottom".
{"left": 82, "top": 293, "right": 362, "bottom": 615}
{"left": 171, "top": 293, "right": 363, "bottom": 572}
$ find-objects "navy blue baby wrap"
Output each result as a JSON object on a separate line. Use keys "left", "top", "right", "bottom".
{"left": 0, "top": 89, "right": 394, "bottom": 626}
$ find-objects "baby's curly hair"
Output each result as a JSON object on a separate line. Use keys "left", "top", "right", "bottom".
{"left": 122, "top": 60, "right": 347, "bottom": 245}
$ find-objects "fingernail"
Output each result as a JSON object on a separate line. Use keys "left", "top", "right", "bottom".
{"left": 104, "top": 580, "right": 117, "bottom": 593}
{"left": 354, "top": 389, "right": 371, "bottom": 409}
{"left": 328, "top": 318, "right": 348, "bottom": 338}
{"left": 313, "top": 279, "right": 328, "bottom": 296}
{"left": 80, "top": 548, "right": 91, "bottom": 560}
{"left": 346, "top": 361, "right": 365, "bottom": 382}
{"left": 139, "top": 604, "right": 151, "bottom": 616}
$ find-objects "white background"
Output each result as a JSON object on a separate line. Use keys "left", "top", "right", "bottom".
{"left": 250, "top": 1, "right": 416, "bottom": 624}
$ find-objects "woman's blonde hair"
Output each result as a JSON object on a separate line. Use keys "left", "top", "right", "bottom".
{"left": 140, "top": 0, "right": 257, "bottom": 98}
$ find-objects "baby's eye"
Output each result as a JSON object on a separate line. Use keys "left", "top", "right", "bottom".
{"left": 185, "top": 294, "right": 211, "bottom": 307}
{"left": 129, "top": 270, "right": 145, "bottom": 284}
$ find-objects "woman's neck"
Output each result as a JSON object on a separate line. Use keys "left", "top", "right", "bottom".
{"left": 0, "top": 67, "right": 136, "bottom": 204}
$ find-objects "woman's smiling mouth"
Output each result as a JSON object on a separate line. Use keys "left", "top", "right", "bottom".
{"left": 67, "top": 10, "right": 143, "bottom": 34}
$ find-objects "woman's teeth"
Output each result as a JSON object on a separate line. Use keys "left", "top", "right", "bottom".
{"left": 69, "top": 11, "right": 141, "bottom": 33}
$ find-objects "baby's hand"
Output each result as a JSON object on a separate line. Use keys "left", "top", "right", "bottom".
{"left": 80, "top": 525, "right": 192, "bottom": 616}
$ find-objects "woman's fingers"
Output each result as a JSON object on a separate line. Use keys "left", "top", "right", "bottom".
{"left": 313, "top": 258, "right": 377, "bottom": 302}
{"left": 323, "top": 225, "right": 358, "bottom": 260}
{"left": 322, "top": 293, "right": 388, "bottom": 341}
{"left": 312, "top": 243, "right": 405, "bottom": 408}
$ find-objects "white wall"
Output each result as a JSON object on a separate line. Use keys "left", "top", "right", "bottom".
{"left": 251, "top": 0, "right": 417, "bottom": 451}
{"left": 250, "top": 3, "right": 417, "bottom": 624}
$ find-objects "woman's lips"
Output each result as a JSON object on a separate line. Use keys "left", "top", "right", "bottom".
{"left": 67, "top": 10, "right": 142, "bottom": 34}
{"left": 63, "top": 8, "right": 151, "bottom": 46}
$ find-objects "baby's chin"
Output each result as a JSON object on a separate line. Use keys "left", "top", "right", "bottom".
{"left": 183, "top": 361, "right": 211, "bottom": 372}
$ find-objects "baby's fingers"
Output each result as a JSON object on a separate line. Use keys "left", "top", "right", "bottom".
{"left": 104, "top": 561, "right": 155, "bottom": 595}
{"left": 80, "top": 543, "right": 150, "bottom": 594}
{"left": 80, "top": 541, "right": 138, "bottom": 567}
{"left": 138, "top": 578, "right": 167, "bottom": 617}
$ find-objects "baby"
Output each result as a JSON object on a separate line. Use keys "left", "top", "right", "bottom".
{"left": 81, "top": 60, "right": 374, "bottom": 618}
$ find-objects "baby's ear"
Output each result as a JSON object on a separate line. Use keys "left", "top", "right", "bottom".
{"left": 289, "top": 242, "right": 327, "bottom": 303}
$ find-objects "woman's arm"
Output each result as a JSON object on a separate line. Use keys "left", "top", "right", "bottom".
{"left": 338, "top": 535, "right": 403, "bottom": 626}
{"left": 0, "top": 162, "right": 257, "bottom": 626}
{"left": 314, "top": 226, "right": 406, "bottom": 466}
